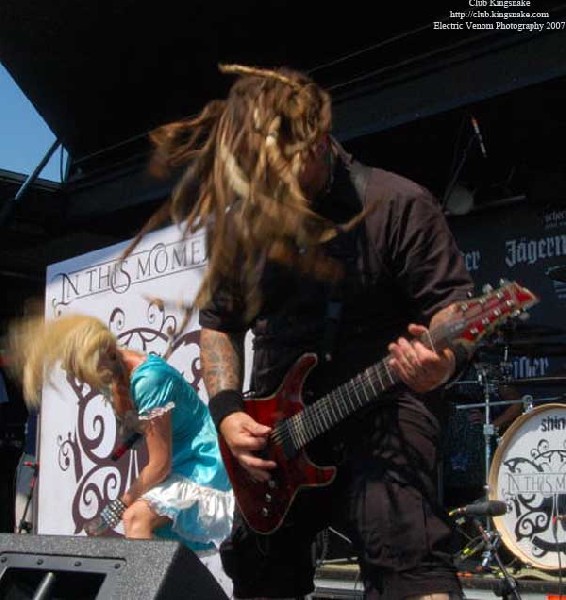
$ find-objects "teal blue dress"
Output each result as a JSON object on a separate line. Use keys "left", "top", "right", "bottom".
{"left": 127, "top": 354, "right": 233, "bottom": 553}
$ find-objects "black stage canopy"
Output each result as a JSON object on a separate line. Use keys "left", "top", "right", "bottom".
{"left": 2, "top": 0, "right": 566, "bottom": 319}
{"left": 4, "top": 0, "right": 563, "bottom": 162}
{"left": 0, "top": 0, "right": 456, "bottom": 160}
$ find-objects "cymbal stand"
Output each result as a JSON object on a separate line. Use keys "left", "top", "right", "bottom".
{"left": 498, "top": 342, "right": 514, "bottom": 387}
{"left": 476, "top": 365, "right": 497, "bottom": 503}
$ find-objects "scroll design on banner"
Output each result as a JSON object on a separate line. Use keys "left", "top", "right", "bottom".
{"left": 53, "top": 300, "right": 202, "bottom": 535}
{"left": 109, "top": 300, "right": 178, "bottom": 351}
{"left": 501, "top": 439, "right": 566, "bottom": 557}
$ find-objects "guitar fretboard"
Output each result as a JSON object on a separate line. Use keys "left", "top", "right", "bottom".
{"left": 271, "top": 323, "right": 456, "bottom": 455}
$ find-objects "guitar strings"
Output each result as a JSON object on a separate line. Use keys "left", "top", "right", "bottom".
{"left": 270, "top": 359, "right": 399, "bottom": 452}
{"left": 270, "top": 290, "right": 520, "bottom": 452}
{"left": 268, "top": 323, "right": 453, "bottom": 453}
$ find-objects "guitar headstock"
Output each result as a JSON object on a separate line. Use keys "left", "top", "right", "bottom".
{"left": 448, "top": 281, "right": 539, "bottom": 349}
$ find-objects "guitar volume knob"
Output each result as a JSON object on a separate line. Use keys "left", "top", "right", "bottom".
{"left": 261, "top": 507, "right": 270, "bottom": 517}
{"left": 265, "top": 493, "right": 272, "bottom": 503}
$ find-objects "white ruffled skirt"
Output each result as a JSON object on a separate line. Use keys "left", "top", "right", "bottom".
{"left": 142, "top": 473, "right": 234, "bottom": 552}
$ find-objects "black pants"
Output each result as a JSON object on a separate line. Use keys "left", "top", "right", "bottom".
{"left": 220, "top": 394, "right": 464, "bottom": 599}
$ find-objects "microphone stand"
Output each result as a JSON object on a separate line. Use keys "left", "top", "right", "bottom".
{"left": 17, "top": 461, "right": 38, "bottom": 534}
{"left": 472, "top": 517, "right": 522, "bottom": 599}
{"left": 441, "top": 133, "right": 476, "bottom": 211}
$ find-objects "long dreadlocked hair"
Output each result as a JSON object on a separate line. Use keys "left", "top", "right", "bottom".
{"left": 125, "top": 64, "right": 360, "bottom": 322}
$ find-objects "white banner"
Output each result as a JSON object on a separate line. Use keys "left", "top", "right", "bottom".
{"left": 38, "top": 224, "right": 246, "bottom": 595}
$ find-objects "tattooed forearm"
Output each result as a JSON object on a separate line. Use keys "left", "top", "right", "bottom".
{"left": 200, "top": 328, "right": 245, "bottom": 397}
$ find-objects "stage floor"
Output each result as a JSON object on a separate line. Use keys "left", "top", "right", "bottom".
{"left": 314, "top": 561, "right": 566, "bottom": 599}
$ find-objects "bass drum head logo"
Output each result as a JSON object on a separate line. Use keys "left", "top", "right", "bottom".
{"left": 489, "top": 403, "right": 566, "bottom": 570}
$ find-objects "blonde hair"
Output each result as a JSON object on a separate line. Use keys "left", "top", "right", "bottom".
{"left": 124, "top": 64, "right": 359, "bottom": 321}
{"left": 8, "top": 313, "right": 118, "bottom": 409}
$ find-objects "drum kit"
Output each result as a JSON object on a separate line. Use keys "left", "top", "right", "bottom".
{"left": 445, "top": 304, "right": 566, "bottom": 583}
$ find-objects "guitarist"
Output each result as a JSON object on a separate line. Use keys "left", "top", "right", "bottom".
{"left": 148, "top": 65, "right": 475, "bottom": 599}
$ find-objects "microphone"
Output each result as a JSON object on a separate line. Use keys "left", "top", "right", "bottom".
{"left": 110, "top": 432, "right": 143, "bottom": 461}
{"left": 450, "top": 500, "right": 508, "bottom": 517}
{"left": 470, "top": 115, "right": 488, "bottom": 159}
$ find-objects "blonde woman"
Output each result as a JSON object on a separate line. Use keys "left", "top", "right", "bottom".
{"left": 8, "top": 313, "right": 233, "bottom": 553}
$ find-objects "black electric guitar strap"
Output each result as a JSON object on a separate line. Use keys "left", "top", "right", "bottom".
{"left": 319, "top": 138, "right": 374, "bottom": 363}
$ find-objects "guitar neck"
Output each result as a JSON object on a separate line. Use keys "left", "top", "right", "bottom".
{"left": 279, "top": 324, "right": 454, "bottom": 452}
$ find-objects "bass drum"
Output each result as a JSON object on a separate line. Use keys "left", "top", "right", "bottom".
{"left": 488, "top": 402, "right": 566, "bottom": 570}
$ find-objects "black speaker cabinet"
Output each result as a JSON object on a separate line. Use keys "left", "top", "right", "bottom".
{"left": 0, "top": 534, "right": 228, "bottom": 599}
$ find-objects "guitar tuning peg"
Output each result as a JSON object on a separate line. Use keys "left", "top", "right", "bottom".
{"left": 482, "top": 283, "right": 494, "bottom": 294}
{"left": 466, "top": 290, "right": 474, "bottom": 298}
{"left": 499, "top": 277, "right": 510, "bottom": 287}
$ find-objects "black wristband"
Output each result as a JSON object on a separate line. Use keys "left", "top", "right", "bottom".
{"left": 208, "top": 389, "right": 245, "bottom": 430}
{"left": 445, "top": 343, "right": 471, "bottom": 386}
{"left": 453, "top": 343, "right": 470, "bottom": 371}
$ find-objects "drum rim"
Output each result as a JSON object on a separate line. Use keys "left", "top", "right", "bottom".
{"left": 488, "top": 401, "right": 566, "bottom": 570}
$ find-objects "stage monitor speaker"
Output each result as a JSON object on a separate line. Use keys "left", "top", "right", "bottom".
{"left": 0, "top": 533, "right": 228, "bottom": 599}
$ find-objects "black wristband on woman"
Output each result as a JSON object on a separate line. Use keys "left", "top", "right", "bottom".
{"left": 208, "top": 389, "right": 245, "bottom": 430}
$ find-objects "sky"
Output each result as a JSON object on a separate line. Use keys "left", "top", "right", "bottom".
{"left": 0, "top": 63, "right": 66, "bottom": 183}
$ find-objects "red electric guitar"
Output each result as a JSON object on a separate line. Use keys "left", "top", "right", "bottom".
{"left": 219, "top": 281, "right": 539, "bottom": 534}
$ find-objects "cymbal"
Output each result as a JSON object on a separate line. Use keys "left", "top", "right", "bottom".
{"left": 502, "top": 376, "right": 566, "bottom": 386}
{"left": 495, "top": 321, "right": 566, "bottom": 341}
{"left": 477, "top": 340, "right": 566, "bottom": 357}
